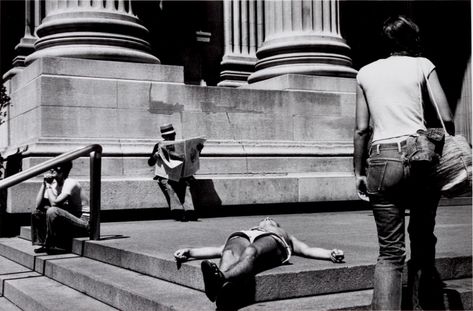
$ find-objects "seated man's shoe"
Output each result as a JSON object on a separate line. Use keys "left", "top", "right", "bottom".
{"left": 201, "top": 260, "right": 225, "bottom": 302}
{"left": 185, "top": 210, "right": 198, "bottom": 221}
{"left": 171, "top": 209, "right": 183, "bottom": 221}
{"left": 33, "top": 246, "right": 48, "bottom": 254}
{"left": 46, "top": 247, "right": 67, "bottom": 255}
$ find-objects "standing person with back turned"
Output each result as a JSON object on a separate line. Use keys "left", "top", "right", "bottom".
{"left": 354, "top": 16, "right": 455, "bottom": 310}
{"left": 148, "top": 123, "right": 198, "bottom": 222}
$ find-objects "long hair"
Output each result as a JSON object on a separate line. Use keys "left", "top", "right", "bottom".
{"left": 382, "top": 15, "right": 421, "bottom": 56}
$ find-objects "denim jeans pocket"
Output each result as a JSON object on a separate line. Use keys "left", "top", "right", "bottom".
{"left": 367, "top": 159, "right": 405, "bottom": 194}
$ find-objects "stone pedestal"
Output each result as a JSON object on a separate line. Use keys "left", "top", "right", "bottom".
{"left": 2, "top": 57, "right": 357, "bottom": 214}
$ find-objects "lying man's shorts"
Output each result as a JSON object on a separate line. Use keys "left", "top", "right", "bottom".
{"left": 226, "top": 229, "right": 292, "bottom": 263}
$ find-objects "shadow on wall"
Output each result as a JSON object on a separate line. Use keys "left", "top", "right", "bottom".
{"left": 190, "top": 178, "right": 222, "bottom": 216}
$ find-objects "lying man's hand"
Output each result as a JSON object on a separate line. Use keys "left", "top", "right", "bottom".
{"left": 174, "top": 248, "right": 191, "bottom": 262}
{"left": 330, "top": 249, "right": 344, "bottom": 263}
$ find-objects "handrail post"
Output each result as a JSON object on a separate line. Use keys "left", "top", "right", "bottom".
{"left": 89, "top": 147, "right": 102, "bottom": 240}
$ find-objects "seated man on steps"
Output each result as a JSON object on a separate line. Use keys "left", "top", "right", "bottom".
{"left": 174, "top": 217, "right": 344, "bottom": 303}
{"left": 31, "top": 161, "right": 89, "bottom": 254}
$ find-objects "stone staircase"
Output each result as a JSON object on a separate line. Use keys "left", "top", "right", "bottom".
{"left": 0, "top": 207, "right": 471, "bottom": 311}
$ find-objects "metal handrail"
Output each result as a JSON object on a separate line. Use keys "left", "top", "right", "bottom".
{"left": 0, "top": 144, "right": 102, "bottom": 240}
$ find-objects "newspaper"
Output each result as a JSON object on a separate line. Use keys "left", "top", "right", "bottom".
{"left": 154, "top": 136, "right": 206, "bottom": 181}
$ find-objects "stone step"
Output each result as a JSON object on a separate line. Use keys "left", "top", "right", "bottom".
{"left": 239, "top": 278, "right": 472, "bottom": 311}
{"left": 0, "top": 270, "right": 41, "bottom": 296}
{"left": 0, "top": 297, "right": 22, "bottom": 311}
{"left": 0, "top": 255, "right": 30, "bottom": 275}
{"left": 15, "top": 205, "right": 473, "bottom": 302}
{"left": 39, "top": 257, "right": 473, "bottom": 311}
{"left": 3, "top": 276, "right": 119, "bottom": 311}
{"left": 0, "top": 237, "right": 215, "bottom": 310}
{"left": 8, "top": 173, "right": 358, "bottom": 213}
{"left": 12, "top": 231, "right": 473, "bottom": 303}
{"left": 43, "top": 255, "right": 215, "bottom": 311}
{"left": 0, "top": 238, "right": 79, "bottom": 273}
{"left": 0, "top": 240, "right": 215, "bottom": 311}
{"left": 79, "top": 240, "right": 473, "bottom": 302}
{"left": 9, "top": 231, "right": 472, "bottom": 304}
{"left": 24, "top": 155, "right": 354, "bottom": 178}
{"left": 4, "top": 240, "right": 471, "bottom": 311}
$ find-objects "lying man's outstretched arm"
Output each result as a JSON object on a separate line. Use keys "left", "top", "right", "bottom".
{"left": 290, "top": 236, "right": 344, "bottom": 263}
{"left": 174, "top": 246, "right": 225, "bottom": 262}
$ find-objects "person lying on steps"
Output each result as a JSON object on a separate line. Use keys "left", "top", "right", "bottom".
{"left": 174, "top": 217, "right": 344, "bottom": 303}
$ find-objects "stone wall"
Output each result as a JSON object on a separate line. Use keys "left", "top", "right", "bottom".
{"left": 2, "top": 57, "right": 357, "bottom": 214}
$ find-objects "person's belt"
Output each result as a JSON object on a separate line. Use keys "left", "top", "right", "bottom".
{"left": 371, "top": 139, "right": 408, "bottom": 153}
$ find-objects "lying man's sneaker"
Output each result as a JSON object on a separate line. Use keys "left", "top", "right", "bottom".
{"left": 33, "top": 246, "right": 48, "bottom": 254}
{"left": 201, "top": 260, "right": 225, "bottom": 302}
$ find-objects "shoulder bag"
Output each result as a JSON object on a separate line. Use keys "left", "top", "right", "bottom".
{"left": 422, "top": 68, "right": 472, "bottom": 197}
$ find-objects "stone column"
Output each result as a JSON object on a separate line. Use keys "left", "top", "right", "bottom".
{"left": 25, "top": 0, "right": 159, "bottom": 65}
{"left": 2, "top": 0, "right": 42, "bottom": 79}
{"left": 218, "top": 0, "right": 264, "bottom": 87}
{"left": 248, "top": 0, "right": 356, "bottom": 83}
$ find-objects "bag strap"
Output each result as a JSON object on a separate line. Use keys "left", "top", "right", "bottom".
{"left": 419, "top": 59, "right": 450, "bottom": 137}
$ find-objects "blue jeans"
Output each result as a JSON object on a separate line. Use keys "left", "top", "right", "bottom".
{"left": 366, "top": 139, "right": 440, "bottom": 310}
{"left": 31, "top": 206, "right": 89, "bottom": 249}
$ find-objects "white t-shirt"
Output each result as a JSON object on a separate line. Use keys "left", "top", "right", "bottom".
{"left": 356, "top": 56, "right": 435, "bottom": 142}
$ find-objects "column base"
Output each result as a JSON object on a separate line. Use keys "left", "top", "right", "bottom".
{"left": 26, "top": 45, "right": 160, "bottom": 65}
{"left": 218, "top": 54, "right": 257, "bottom": 87}
{"left": 248, "top": 34, "right": 357, "bottom": 83}
{"left": 248, "top": 63, "right": 357, "bottom": 84}
{"left": 26, "top": 10, "right": 160, "bottom": 65}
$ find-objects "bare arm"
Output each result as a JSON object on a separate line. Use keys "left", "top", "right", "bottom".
{"left": 353, "top": 84, "right": 371, "bottom": 200}
{"left": 291, "top": 236, "right": 344, "bottom": 263}
{"left": 45, "top": 187, "right": 69, "bottom": 207}
{"left": 35, "top": 183, "right": 47, "bottom": 210}
{"left": 45, "top": 178, "right": 76, "bottom": 207}
{"left": 36, "top": 172, "right": 56, "bottom": 209}
{"left": 174, "top": 245, "right": 224, "bottom": 262}
{"left": 427, "top": 70, "right": 455, "bottom": 135}
{"left": 147, "top": 143, "right": 160, "bottom": 167}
